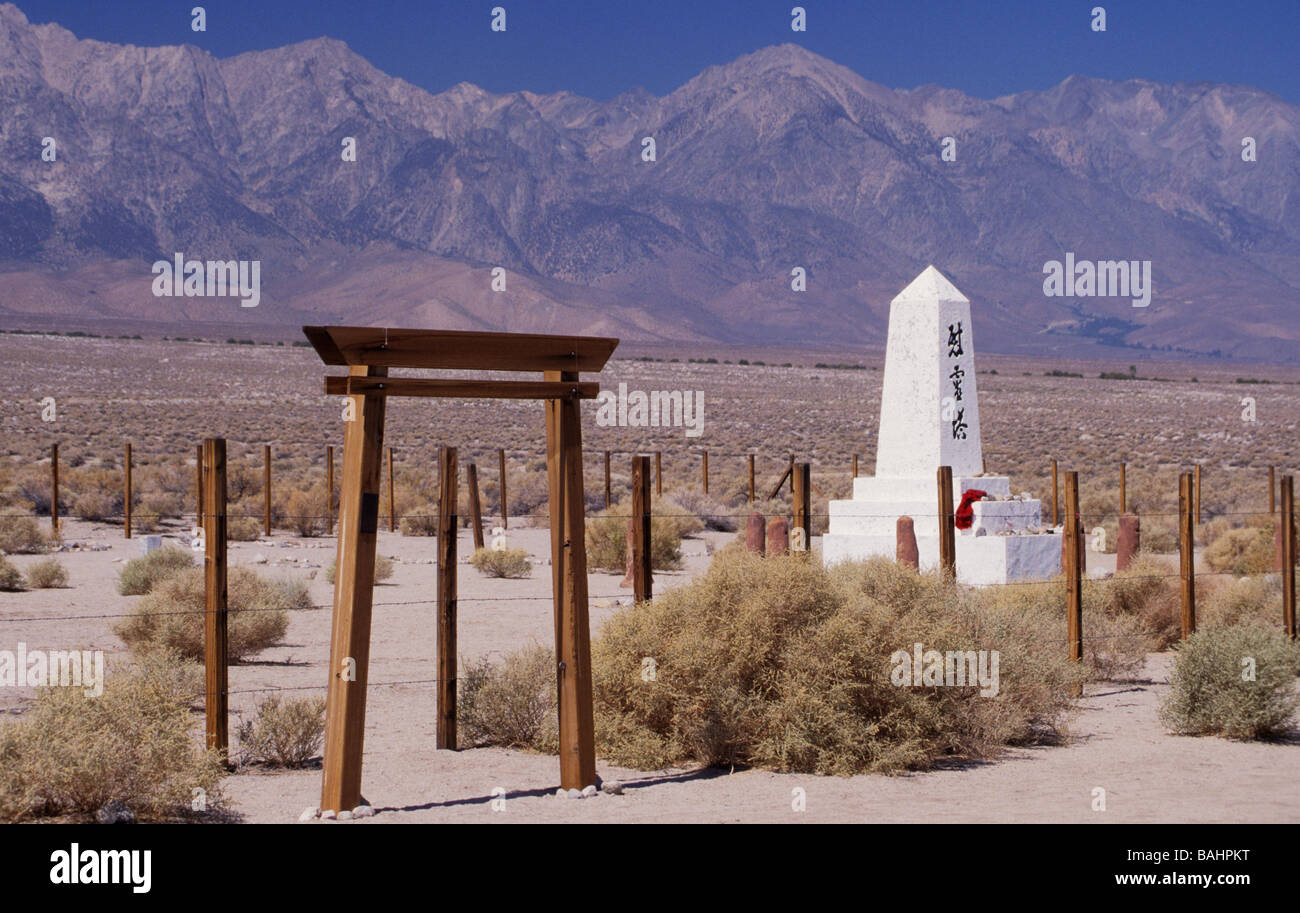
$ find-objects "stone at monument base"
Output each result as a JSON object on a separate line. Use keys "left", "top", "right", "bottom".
{"left": 821, "top": 530, "right": 1061, "bottom": 586}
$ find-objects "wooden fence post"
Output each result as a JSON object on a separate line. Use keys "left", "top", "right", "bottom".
{"left": 1051, "top": 458, "right": 1059, "bottom": 527}
{"left": 792, "top": 462, "right": 811, "bottom": 554}
{"left": 1119, "top": 462, "right": 1126, "bottom": 515}
{"left": 1281, "top": 474, "right": 1295, "bottom": 641}
{"left": 937, "top": 465, "right": 955, "bottom": 579}
{"left": 437, "top": 447, "right": 458, "bottom": 750}
{"left": 195, "top": 443, "right": 204, "bottom": 528}
{"left": 1194, "top": 463, "right": 1202, "bottom": 525}
{"left": 767, "top": 459, "right": 794, "bottom": 500}
{"left": 203, "top": 437, "right": 228, "bottom": 756}
{"left": 499, "top": 447, "right": 508, "bottom": 529}
{"left": 326, "top": 445, "right": 335, "bottom": 534}
{"left": 1065, "top": 470, "right": 1082, "bottom": 683}
{"left": 655, "top": 450, "right": 662, "bottom": 496}
{"left": 124, "top": 442, "right": 132, "bottom": 539}
{"left": 544, "top": 373, "right": 597, "bottom": 789}
{"left": 50, "top": 443, "right": 59, "bottom": 534}
{"left": 467, "top": 463, "right": 485, "bottom": 551}
{"left": 1269, "top": 465, "right": 1276, "bottom": 514}
{"left": 852, "top": 454, "right": 858, "bottom": 479}
{"left": 1179, "top": 472, "right": 1196, "bottom": 639}
{"left": 632, "top": 456, "right": 652, "bottom": 603}
{"left": 387, "top": 447, "right": 396, "bottom": 532}
{"left": 320, "top": 364, "right": 388, "bottom": 814}
{"left": 702, "top": 450, "right": 709, "bottom": 494}
{"left": 748, "top": 454, "right": 755, "bottom": 503}
{"left": 263, "top": 444, "right": 272, "bottom": 537}
{"left": 602, "top": 450, "right": 611, "bottom": 509}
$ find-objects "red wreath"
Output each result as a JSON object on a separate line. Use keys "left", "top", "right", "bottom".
{"left": 954, "top": 488, "right": 988, "bottom": 530}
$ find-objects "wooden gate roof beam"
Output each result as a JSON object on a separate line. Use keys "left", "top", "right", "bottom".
{"left": 323, "top": 376, "right": 600, "bottom": 400}
{"left": 303, "top": 325, "right": 618, "bottom": 373}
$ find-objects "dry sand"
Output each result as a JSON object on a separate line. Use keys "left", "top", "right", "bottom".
{"left": 2, "top": 518, "right": 1296, "bottom": 824}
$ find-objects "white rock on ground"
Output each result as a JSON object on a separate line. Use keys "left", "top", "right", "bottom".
{"left": 320, "top": 809, "right": 336, "bottom": 820}
{"left": 352, "top": 805, "right": 375, "bottom": 818}
{"left": 299, "top": 806, "right": 319, "bottom": 822}
{"left": 581, "top": 785, "right": 597, "bottom": 797}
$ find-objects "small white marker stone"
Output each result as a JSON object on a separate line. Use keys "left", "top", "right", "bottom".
{"left": 299, "top": 806, "right": 319, "bottom": 822}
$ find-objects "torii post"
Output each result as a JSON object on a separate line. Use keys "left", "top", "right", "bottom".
{"left": 304, "top": 325, "right": 617, "bottom": 812}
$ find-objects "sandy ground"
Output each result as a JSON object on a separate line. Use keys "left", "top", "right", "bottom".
{"left": 2, "top": 518, "right": 1296, "bottom": 824}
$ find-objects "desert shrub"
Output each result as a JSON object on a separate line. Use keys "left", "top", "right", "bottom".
{"left": 132, "top": 512, "right": 162, "bottom": 533}
{"left": 459, "top": 644, "right": 558, "bottom": 751}
{"left": 115, "top": 567, "right": 304, "bottom": 662}
{"left": 1200, "top": 575, "right": 1282, "bottom": 630}
{"left": 71, "top": 489, "right": 119, "bottom": 522}
{"left": 9, "top": 464, "right": 52, "bottom": 514}
{"left": 227, "top": 516, "right": 262, "bottom": 541}
{"left": 667, "top": 488, "right": 738, "bottom": 532}
{"left": 1203, "top": 527, "right": 1274, "bottom": 576}
{"left": 569, "top": 551, "right": 1080, "bottom": 774}
{"left": 503, "top": 469, "right": 550, "bottom": 517}
{"left": 0, "top": 514, "right": 48, "bottom": 554}
{"left": 0, "top": 557, "right": 24, "bottom": 592}
{"left": 400, "top": 504, "right": 439, "bottom": 536}
{"left": 1159, "top": 625, "right": 1300, "bottom": 739}
{"left": 226, "top": 463, "right": 261, "bottom": 502}
{"left": 117, "top": 545, "right": 194, "bottom": 595}
{"left": 1140, "top": 517, "right": 1179, "bottom": 554}
{"left": 236, "top": 695, "right": 326, "bottom": 768}
{"left": 23, "top": 557, "right": 67, "bottom": 589}
{"left": 141, "top": 491, "right": 183, "bottom": 520}
{"left": 283, "top": 486, "right": 328, "bottom": 537}
{"left": 325, "top": 555, "right": 394, "bottom": 585}
{"left": 0, "top": 649, "right": 226, "bottom": 822}
{"left": 1089, "top": 554, "right": 1182, "bottom": 650}
{"left": 585, "top": 503, "right": 684, "bottom": 572}
{"left": 470, "top": 547, "right": 532, "bottom": 578}
{"left": 980, "top": 571, "right": 1156, "bottom": 681}
{"left": 654, "top": 496, "right": 706, "bottom": 540}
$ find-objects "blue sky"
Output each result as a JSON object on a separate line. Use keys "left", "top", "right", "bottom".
{"left": 16, "top": 0, "right": 1300, "bottom": 103}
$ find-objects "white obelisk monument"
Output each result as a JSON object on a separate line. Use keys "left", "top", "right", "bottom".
{"left": 821, "top": 266, "right": 1061, "bottom": 584}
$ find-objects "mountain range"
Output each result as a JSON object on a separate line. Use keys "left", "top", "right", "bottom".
{"left": 1, "top": 2, "right": 1298, "bottom": 360}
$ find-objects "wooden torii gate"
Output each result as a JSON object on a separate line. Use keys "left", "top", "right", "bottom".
{"left": 303, "top": 325, "right": 618, "bottom": 813}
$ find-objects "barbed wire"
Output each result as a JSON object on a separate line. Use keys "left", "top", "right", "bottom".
{"left": 0, "top": 567, "right": 1289, "bottom": 626}
{"left": 2, "top": 506, "right": 1295, "bottom": 521}
{"left": 0, "top": 592, "right": 640, "bottom": 625}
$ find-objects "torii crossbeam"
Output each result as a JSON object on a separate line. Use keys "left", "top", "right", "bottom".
{"left": 303, "top": 325, "right": 618, "bottom": 813}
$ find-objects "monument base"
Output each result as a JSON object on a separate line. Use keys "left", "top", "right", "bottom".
{"left": 821, "top": 530, "right": 1062, "bottom": 586}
